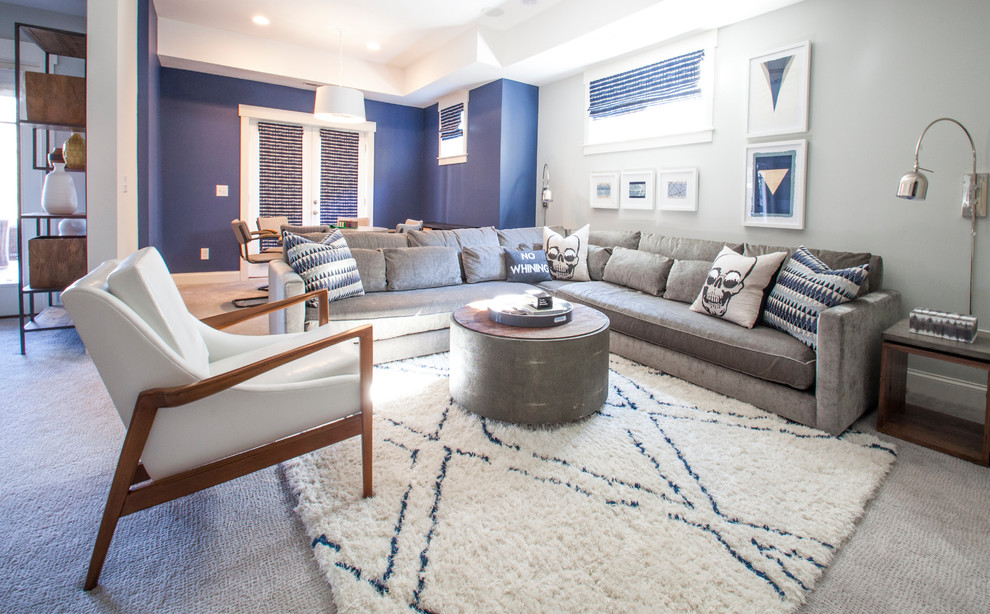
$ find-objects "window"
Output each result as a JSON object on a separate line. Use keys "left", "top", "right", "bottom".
{"left": 0, "top": 67, "right": 16, "bottom": 284}
{"left": 584, "top": 31, "right": 717, "bottom": 155}
{"left": 437, "top": 91, "right": 467, "bottom": 165}
{"left": 239, "top": 105, "right": 375, "bottom": 275}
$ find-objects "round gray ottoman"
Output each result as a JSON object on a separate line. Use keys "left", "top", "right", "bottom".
{"left": 449, "top": 301, "right": 610, "bottom": 425}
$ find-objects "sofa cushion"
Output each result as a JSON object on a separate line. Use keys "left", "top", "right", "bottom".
{"left": 602, "top": 247, "right": 673, "bottom": 296}
{"left": 588, "top": 229, "right": 641, "bottom": 250}
{"left": 663, "top": 259, "right": 713, "bottom": 303}
{"left": 452, "top": 226, "right": 499, "bottom": 250}
{"left": 384, "top": 246, "right": 462, "bottom": 291}
{"left": 462, "top": 245, "right": 506, "bottom": 283}
{"left": 763, "top": 246, "right": 870, "bottom": 350}
{"left": 407, "top": 229, "right": 460, "bottom": 248}
{"left": 341, "top": 230, "right": 409, "bottom": 250}
{"left": 743, "top": 243, "right": 877, "bottom": 297}
{"left": 689, "top": 246, "right": 787, "bottom": 328}
{"left": 497, "top": 226, "right": 563, "bottom": 249}
{"left": 351, "top": 248, "right": 386, "bottom": 293}
{"left": 556, "top": 281, "right": 816, "bottom": 390}
{"left": 505, "top": 249, "right": 552, "bottom": 283}
{"left": 587, "top": 245, "right": 612, "bottom": 281}
{"left": 283, "top": 230, "right": 365, "bottom": 302}
{"left": 544, "top": 224, "right": 590, "bottom": 281}
{"left": 638, "top": 233, "right": 742, "bottom": 260}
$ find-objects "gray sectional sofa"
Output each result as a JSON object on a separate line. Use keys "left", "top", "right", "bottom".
{"left": 267, "top": 226, "right": 900, "bottom": 434}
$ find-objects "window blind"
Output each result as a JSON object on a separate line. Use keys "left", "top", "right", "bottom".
{"left": 439, "top": 102, "right": 464, "bottom": 141}
{"left": 259, "top": 122, "right": 303, "bottom": 247}
{"left": 588, "top": 49, "right": 705, "bottom": 120}
{"left": 319, "top": 129, "right": 360, "bottom": 225}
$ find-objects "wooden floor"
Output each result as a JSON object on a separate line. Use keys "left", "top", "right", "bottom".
{"left": 177, "top": 278, "right": 269, "bottom": 335}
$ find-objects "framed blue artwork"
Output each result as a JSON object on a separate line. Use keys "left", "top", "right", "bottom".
{"left": 658, "top": 168, "right": 699, "bottom": 211}
{"left": 620, "top": 169, "right": 655, "bottom": 210}
{"left": 589, "top": 172, "right": 619, "bottom": 209}
{"left": 747, "top": 41, "right": 811, "bottom": 138}
{"left": 744, "top": 140, "right": 807, "bottom": 229}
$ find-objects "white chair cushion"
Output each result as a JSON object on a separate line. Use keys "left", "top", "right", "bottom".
{"left": 107, "top": 247, "right": 210, "bottom": 375}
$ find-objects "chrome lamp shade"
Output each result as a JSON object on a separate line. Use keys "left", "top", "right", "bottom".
{"left": 896, "top": 169, "right": 928, "bottom": 200}
{"left": 314, "top": 85, "right": 366, "bottom": 123}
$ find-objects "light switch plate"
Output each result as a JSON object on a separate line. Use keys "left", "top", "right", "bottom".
{"left": 200, "top": 248, "right": 209, "bottom": 260}
{"left": 216, "top": 184, "right": 229, "bottom": 197}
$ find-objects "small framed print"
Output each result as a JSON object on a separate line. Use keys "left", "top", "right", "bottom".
{"left": 744, "top": 139, "right": 807, "bottom": 230}
{"left": 658, "top": 168, "right": 698, "bottom": 211}
{"left": 747, "top": 40, "right": 811, "bottom": 138}
{"left": 589, "top": 172, "right": 619, "bottom": 209}
{"left": 620, "top": 170, "right": 655, "bottom": 210}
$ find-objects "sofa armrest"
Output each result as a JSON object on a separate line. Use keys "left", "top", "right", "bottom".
{"left": 268, "top": 259, "right": 306, "bottom": 334}
{"left": 815, "top": 289, "right": 902, "bottom": 434}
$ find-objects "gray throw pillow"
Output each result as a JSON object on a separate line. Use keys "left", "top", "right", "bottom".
{"left": 350, "top": 248, "right": 386, "bottom": 293}
{"left": 452, "top": 226, "right": 499, "bottom": 250}
{"left": 602, "top": 247, "right": 673, "bottom": 296}
{"left": 504, "top": 249, "right": 552, "bottom": 282}
{"left": 663, "top": 260, "right": 714, "bottom": 303}
{"left": 383, "top": 246, "right": 462, "bottom": 291}
{"left": 587, "top": 245, "right": 612, "bottom": 281}
{"left": 462, "top": 245, "right": 506, "bottom": 283}
{"left": 407, "top": 229, "right": 460, "bottom": 248}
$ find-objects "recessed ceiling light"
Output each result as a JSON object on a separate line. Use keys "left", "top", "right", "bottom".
{"left": 366, "top": 41, "right": 381, "bottom": 51}
{"left": 252, "top": 15, "right": 270, "bottom": 26}
{"left": 482, "top": 7, "right": 505, "bottom": 18}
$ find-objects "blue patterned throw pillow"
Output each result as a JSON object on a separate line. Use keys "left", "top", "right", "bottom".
{"left": 763, "top": 246, "right": 869, "bottom": 350}
{"left": 283, "top": 230, "right": 364, "bottom": 302}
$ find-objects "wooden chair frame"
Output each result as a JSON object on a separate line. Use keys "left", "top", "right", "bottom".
{"left": 85, "top": 289, "right": 373, "bottom": 590}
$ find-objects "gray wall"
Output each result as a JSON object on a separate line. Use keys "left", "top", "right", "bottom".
{"left": 537, "top": 0, "right": 990, "bottom": 405}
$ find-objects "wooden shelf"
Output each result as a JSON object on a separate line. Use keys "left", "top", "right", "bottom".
{"left": 23, "top": 306, "right": 75, "bottom": 332}
{"left": 18, "top": 119, "right": 85, "bottom": 132}
{"left": 878, "top": 403, "right": 986, "bottom": 464}
{"left": 20, "top": 25, "right": 86, "bottom": 59}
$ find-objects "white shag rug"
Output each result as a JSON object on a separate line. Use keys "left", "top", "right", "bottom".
{"left": 285, "top": 354, "right": 896, "bottom": 614}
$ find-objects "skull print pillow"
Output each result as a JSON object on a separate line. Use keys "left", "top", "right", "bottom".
{"left": 689, "top": 246, "right": 787, "bottom": 328}
{"left": 543, "top": 225, "right": 591, "bottom": 282}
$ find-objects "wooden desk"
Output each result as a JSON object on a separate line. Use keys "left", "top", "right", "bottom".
{"left": 877, "top": 318, "right": 990, "bottom": 465}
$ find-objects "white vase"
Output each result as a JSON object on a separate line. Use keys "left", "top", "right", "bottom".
{"left": 58, "top": 218, "right": 86, "bottom": 236}
{"left": 41, "top": 162, "right": 78, "bottom": 215}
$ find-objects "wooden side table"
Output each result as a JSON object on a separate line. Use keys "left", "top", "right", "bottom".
{"left": 878, "top": 318, "right": 990, "bottom": 465}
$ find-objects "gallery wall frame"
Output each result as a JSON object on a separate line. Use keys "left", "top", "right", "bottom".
{"left": 658, "top": 168, "right": 699, "bottom": 211}
{"left": 620, "top": 169, "right": 655, "bottom": 210}
{"left": 589, "top": 172, "right": 619, "bottom": 209}
{"left": 744, "top": 139, "right": 807, "bottom": 230}
{"left": 747, "top": 40, "right": 811, "bottom": 138}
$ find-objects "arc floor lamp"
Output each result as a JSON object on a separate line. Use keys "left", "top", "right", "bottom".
{"left": 896, "top": 117, "right": 988, "bottom": 316}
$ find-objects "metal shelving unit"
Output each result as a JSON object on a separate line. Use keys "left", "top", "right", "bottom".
{"left": 14, "top": 23, "right": 87, "bottom": 354}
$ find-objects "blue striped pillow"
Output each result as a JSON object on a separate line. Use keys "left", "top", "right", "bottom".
{"left": 763, "top": 246, "right": 869, "bottom": 350}
{"left": 283, "top": 230, "right": 364, "bottom": 302}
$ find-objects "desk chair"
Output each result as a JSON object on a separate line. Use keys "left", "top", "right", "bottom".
{"left": 231, "top": 219, "right": 282, "bottom": 308}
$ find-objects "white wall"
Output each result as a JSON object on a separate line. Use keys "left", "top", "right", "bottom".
{"left": 537, "top": 0, "right": 990, "bottom": 411}
{"left": 87, "top": 0, "right": 139, "bottom": 269}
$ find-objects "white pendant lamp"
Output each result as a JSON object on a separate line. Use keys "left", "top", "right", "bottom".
{"left": 315, "top": 30, "right": 366, "bottom": 123}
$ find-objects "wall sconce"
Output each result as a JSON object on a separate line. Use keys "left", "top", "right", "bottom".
{"left": 897, "top": 117, "right": 988, "bottom": 318}
{"left": 541, "top": 164, "right": 553, "bottom": 224}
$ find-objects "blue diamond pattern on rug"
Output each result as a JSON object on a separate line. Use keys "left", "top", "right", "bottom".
{"left": 763, "top": 247, "right": 870, "bottom": 350}
{"left": 283, "top": 230, "right": 364, "bottom": 301}
{"left": 285, "top": 353, "right": 894, "bottom": 613}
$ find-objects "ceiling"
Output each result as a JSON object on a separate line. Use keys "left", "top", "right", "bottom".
{"left": 154, "top": 0, "right": 801, "bottom": 107}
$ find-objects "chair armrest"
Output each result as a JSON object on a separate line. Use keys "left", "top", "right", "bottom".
{"left": 138, "top": 324, "right": 373, "bottom": 411}
{"left": 269, "top": 259, "right": 307, "bottom": 334}
{"left": 815, "top": 289, "right": 902, "bottom": 434}
{"left": 200, "top": 289, "right": 329, "bottom": 330}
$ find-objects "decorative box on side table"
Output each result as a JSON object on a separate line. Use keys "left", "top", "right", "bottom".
{"left": 878, "top": 318, "right": 990, "bottom": 465}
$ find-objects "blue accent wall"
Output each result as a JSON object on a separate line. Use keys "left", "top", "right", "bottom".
{"left": 137, "top": 0, "right": 160, "bottom": 249}
{"left": 157, "top": 69, "right": 426, "bottom": 272}
{"left": 420, "top": 79, "right": 538, "bottom": 229}
{"left": 499, "top": 80, "right": 539, "bottom": 229}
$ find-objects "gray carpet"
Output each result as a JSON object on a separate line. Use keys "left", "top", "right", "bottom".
{"left": 1, "top": 306, "right": 988, "bottom": 612}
